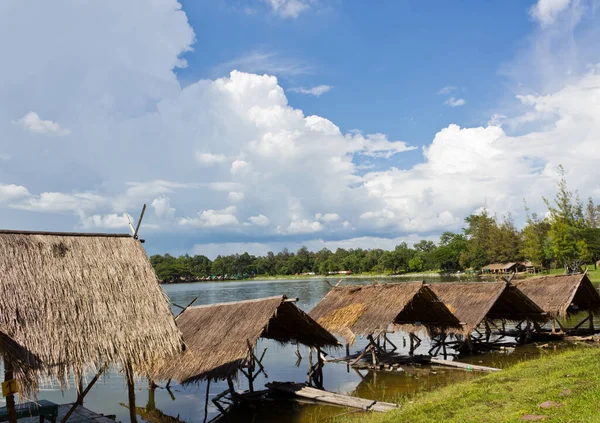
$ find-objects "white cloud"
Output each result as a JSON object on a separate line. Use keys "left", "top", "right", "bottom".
{"left": 196, "top": 153, "right": 227, "bottom": 165}
{"left": 285, "top": 219, "right": 324, "bottom": 234}
{"left": 248, "top": 214, "right": 270, "bottom": 226}
{"left": 444, "top": 97, "right": 466, "bottom": 107}
{"left": 179, "top": 206, "right": 239, "bottom": 228}
{"left": 263, "top": 0, "right": 311, "bottom": 18}
{"left": 315, "top": 212, "right": 340, "bottom": 223}
{"left": 13, "top": 112, "right": 70, "bottom": 135}
{"left": 529, "top": 0, "right": 572, "bottom": 26}
{"left": 151, "top": 196, "right": 176, "bottom": 219}
{"left": 81, "top": 213, "right": 129, "bottom": 229}
{"left": 0, "top": 184, "right": 30, "bottom": 202}
{"left": 288, "top": 85, "right": 333, "bottom": 96}
{"left": 437, "top": 86, "right": 457, "bottom": 95}
{"left": 2, "top": 0, "right": 600, "bottom": 255}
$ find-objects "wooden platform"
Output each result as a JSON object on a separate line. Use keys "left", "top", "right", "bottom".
{"left": 17, "top": 404, "right": 117, "bottom": 423}
{"left": 266, "top": 382, "right": 398, "bottom": 412}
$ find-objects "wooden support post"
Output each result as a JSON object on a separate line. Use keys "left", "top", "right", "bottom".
{"left": 409, "top": 333, "right": 415, "bottom": 356}
{"left": 551, "top": 319, "right": 556, "bottom": 334}
{"left": 384, "top": 333, "right": 397, "bottom": 352}
{"left": 589, "top": 311, "right": 595, "bottom": 332}
{"left": 526, "top": 320, "right": 532, "bottom": 343}
{"left": 345, "top": 343, "right": 350, "bottom": 357}
{"left": 227, "top": 376, "right": 237, "bottom": 402}
{"left": 125, "top": 362, "right": 138, "bottom": 423}
{"left": 203, "top": 378, "right": 211, "bottom": 423}
{"left": 147, "top": 383, "right": 156, "bottom": 412}
{"left": 76, "top": 371, "right": 84, "bottom": 405}
{"left": 4, "top": 357, "right": 17, "bottom": 423}
{"left": 61, "top": 364, "right": 107, "bottom": 423}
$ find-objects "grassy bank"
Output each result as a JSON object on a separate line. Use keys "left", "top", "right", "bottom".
{"left": 338, "top": 347, "right": 600, "bottom": 423}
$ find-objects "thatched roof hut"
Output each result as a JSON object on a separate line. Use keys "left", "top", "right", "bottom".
{"left": 308, "top": 282, "right": 462, "bottom": 343}
{"left": 430, "top": 281, "right": 547, "bottom": 334}
{"left": 513, "top": 274, "right": 600, "bottom": 318}
{"left": 0, "top": 230, "right": 182, "bottom": 394}
{"left": 153, "top": 295, "right": 339, "bottom": 384}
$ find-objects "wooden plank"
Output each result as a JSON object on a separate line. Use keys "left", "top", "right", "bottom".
{"left": 266, "top": 382, "right": 397, "bottom": 412}
{"left": 429, "top": 357, "right": 500, "bottom": 372}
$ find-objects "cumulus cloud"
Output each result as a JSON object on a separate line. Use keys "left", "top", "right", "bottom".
{"left": 81, "top": 213, "right": 130, "bottom": 229}
{"left": 444, "top": 97, "right": 466, "bottom": 107}
{"left": 248, "top": 214, "right": 270, "bottom": 226}
{"left": 0, "top": 184, "right": 30, "bottom": 202}
{"left": 1, "top": 0, "right": 600, "bottom": 257}
{"left": 13, "top": 112, "right": 70, "bottom": 135}
{"left": 529, "top": 0, "right": 572, "bottom": 26}
{"left": 196, "top": 152, "right": 227, "bottom": 165}
{"left": 288, "top": 85, "right": 333, "bottom": 96}
{"left": 151, "top": 196, "right": 176, "bottom": 219}
{"left": 179, "top": 206, "right": 239, "bottom": 228}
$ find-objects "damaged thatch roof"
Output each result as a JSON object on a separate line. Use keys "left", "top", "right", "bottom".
{"left": 430, "top": 281, "right": 547, "bottom": 334}
{"left": 308, "top": 282, "right": 462, "bottom": 343}
{"left": 153, "top": 295, "right": 339, "bottom": 383}
{"left": 0, "top": 230, "right": 182, "bottom": 394}
{"left": 513, "top": 273, "right": 600, "bottom": 318}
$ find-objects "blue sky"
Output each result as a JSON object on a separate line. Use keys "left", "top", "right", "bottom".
{"left": 1, "top": 0, "right": 599, "bottom": 257}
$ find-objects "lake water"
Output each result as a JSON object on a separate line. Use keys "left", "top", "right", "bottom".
{"left": 4, "top": 277, "right": 576, "bottom": 422}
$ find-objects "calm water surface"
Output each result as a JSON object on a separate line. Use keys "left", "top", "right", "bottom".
{"left": 7, "top": 277, "right": 577, "bottom": 422}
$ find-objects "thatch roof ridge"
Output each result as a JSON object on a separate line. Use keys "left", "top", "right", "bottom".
{"left": 154, "top": 295, "right": 338, "bottom": 383}
{"left": 183, "top": 295, "right": 285, "bottom": 311}
{"left": 309, "top": 282, "right": 462, "bottom": 342}
{"left": 430, "top": 281, "right": 546, "bottom": 334}
{"left": 513, "top": 273, "right": 600, "bottom": 317}
{"left": 0, "top": 232, "right": 182, "bottom": 394}
{"left": 0, "top": 229, "right": 132, "bottom": 237}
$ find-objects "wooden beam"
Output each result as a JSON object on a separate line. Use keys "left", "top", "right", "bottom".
{"left": 61, "top": 364, "right": 107, "bottom": 423}
{"left": 3, "top": 357, "right": 16, "bottom": 423}
{"left": 133, "top": 204, "right": 146, "bottom": 240}
{"left": 125, "top": 362, "right": 138, "bottom": 423}
{"left": 203, "top": 378, "right": 211, "bottom": 423}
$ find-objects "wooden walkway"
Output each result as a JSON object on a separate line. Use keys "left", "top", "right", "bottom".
{"left": 17, "top": 404, "right": 117, "bottom": 423}
{"left": 266, "top": 382, "right": 398, "bottom": 412}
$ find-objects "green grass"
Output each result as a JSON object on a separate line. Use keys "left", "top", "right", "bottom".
{"left": 337, "top": 347, "right": 600, "bottom": 423}
{"left": 544, "top": 266, "right": 600, "bottom": 284}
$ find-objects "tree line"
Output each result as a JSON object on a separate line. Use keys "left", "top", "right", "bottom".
{"left": 150, "top": 167, "right": 600, "bottom": 282}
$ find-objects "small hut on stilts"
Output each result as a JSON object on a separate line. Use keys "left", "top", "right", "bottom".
{"left": 0, "top": 229, "right": 183, "bottom": 423}
{"left": 513, "top": 273, "right": 600, "bottom": 335}
{"left": 152, "top": 295, "right": 339, "bottom": 419}
{"left": 308, "top": 282, "right": 463, "bottom": 368}
{"left": 429, "top": 281, "right": 547, "bottom": 354}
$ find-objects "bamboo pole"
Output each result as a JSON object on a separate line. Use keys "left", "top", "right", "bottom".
{"left": 4, "top": 357, "right": 17, "bottom": 423}
{"left": 125, "top": 362, "right": 138, "bottom": 423}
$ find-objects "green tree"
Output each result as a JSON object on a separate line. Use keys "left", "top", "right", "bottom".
{"left": 544, "top": 166, "right": 589, "bottom": 271}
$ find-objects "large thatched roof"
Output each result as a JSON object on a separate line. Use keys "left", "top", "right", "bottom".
{"left": 308, "top": 282, "right": 462, "bottom": 343}
{"left": 0, "top": 230, "right": 182, "bottom": 394}
{"left": 153, "top": 295, "right": 339, "bottom": 383}
{"left": 513, "top": 273, "right": 600, "bottom": 318}
{"left": 430, "top": 281, "right": 547, "bottom": 334}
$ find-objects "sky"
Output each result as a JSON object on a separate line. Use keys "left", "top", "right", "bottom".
{"left": 1, "top": 0, "right": 600, "bottom": 258}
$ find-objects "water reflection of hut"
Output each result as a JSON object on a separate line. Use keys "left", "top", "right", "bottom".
{"left": 0, "top": 230, "right": 182, "bottom": 423}
{"left": 153, "top": 295, "right": 339, "bottom": 415}
{"left": 430, "top": 281, "right": 547, "bottom": 353}
{"left": 308, "top": 282, "right": 462, "bottom": 362}
{"left": 513, "top": 273, "right": 600, "bottom": 333}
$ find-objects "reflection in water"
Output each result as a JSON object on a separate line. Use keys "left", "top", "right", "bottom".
{"left": 25, "top": 278, "right": 587, "bottom": 423}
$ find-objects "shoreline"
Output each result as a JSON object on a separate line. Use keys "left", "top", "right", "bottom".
{"left": 159, "top": 271, "right": 481, "bottom": 285}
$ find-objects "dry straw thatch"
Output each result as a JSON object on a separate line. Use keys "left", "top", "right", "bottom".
{"left": 0, "top": 230, "right": 182, "bottom": 394}
{"left": 153, "top": 295, "right": 339, "bottom": 384}
{"left": 308, "top": 282, "right": 462, "bottom": 343}
{"left": 430, "top": 281, "right": 547, "bottom": 334}
{"left": 513, "top": 273, "right": 600, "bottom": 318}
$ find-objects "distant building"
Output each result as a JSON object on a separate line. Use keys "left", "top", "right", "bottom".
{"left": 481, "top": 262, "right": 526, "bottom": 274}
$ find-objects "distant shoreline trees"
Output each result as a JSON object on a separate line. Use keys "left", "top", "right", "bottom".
{"left": 150, "top": 167, "right": 600, "bottom": 282}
